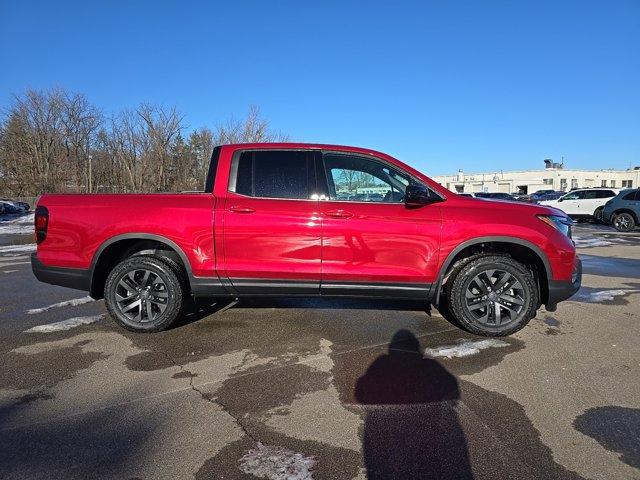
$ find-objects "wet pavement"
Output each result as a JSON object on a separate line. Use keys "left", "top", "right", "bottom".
{"left": 1, "top": 217, "right": 639, "bottom": 479}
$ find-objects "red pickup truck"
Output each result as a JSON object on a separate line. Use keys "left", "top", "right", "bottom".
{"left": 32, "top": 143, "right": 581, "bottom": 336}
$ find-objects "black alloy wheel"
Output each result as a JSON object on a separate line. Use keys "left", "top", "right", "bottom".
{"left": 613, "top": 213, "right": 635, "bottom": 232}
{"left": 105, "top": 255, "right": 185, "bottom": 332}
{"left": 447, "top": 255, "right": 538, "bottom": 336}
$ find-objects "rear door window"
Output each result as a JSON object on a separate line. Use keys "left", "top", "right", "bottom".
{"left": 595, "top": 190, "right": 616, "bottom": 198}
{"left": 582, "top": 191, "right": 599, "bottom": 200}
{"left": 229, "top": 151, "right": 314, "bottom": 200}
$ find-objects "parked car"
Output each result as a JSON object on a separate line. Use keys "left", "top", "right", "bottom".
{"left": 0, "top": 199, "right": 30, "bottom": 213}
{"left": 474, "top": 192, "right": 518, "bottom": 201}
{"left": 539, "top": 191, "right": 565, "bottom": 201}
{"left": 602, "top": 188, "right": 640, "bottom": 232}
{"left": 539, "top": 188, "right": 620, "bottom": 220}
{"left": 32, "top": 143, "right": 581, "bottom": 337}
{"left": 0, "top": 201, "right": 23, "bottom": 215}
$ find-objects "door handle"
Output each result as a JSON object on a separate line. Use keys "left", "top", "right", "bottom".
{"left": 323, "top": 210, "right": 353, "bottom": 219}
{"left": 229, "top": 206, "right": 255, "bottom": 214}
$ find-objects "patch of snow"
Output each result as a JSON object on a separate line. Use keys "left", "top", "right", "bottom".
{"left": 424, "top": 338, "right": 509, "bottom": 359}
{"left": 26, "top": 296, "right": 95, "bottom": 314}
{"left": 0, "top": 260, "right": 30, "bottom": 267}
{"left": 572, "top": 236, "right": 614, "bottom": 248}
{"left": 0, "top": 244, "right": 36, "bottom": 255}
{"left": 574, "top": 289, "right": 634, "bottom": 303}
{"left": 239, "top": 443, "right": 316, "bottom": 480}
{"left": 25, "top": 314, "right": 103, "bottom": 333}
{"left": 0, "top": 213, "right": 34, "bottom": 235}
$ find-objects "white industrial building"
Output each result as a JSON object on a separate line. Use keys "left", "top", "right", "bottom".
{"left": 433, "top": 161, "right": 640, "bottom": 195}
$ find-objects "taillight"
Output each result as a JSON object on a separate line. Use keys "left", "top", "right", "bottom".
{"left": 34, "top": 206, "right": 49, "bottom": 244}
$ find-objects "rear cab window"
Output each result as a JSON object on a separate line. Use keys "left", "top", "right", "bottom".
{"left": 228, "top": 150, "right": 315, "bottom": 200}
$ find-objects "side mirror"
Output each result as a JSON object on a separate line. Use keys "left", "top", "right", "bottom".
{"left": 405, "top": 185, "right": 436, "bottom": 207}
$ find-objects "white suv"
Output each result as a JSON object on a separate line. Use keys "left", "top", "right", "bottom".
{"left": 540, "top": 188, "right": 620, "bottom": 220}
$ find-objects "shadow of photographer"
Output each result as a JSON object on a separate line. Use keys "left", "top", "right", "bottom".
{"left": 355, "top": 329, "right": 474, "bottom": 479}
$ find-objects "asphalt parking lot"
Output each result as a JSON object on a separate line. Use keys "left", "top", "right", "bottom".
{"left": 1, "top": 214, "right": 639, "bottom": 480}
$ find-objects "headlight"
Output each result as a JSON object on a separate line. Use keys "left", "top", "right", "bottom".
{"left": 537, "top": 214, "right": 573, "bottom": 238}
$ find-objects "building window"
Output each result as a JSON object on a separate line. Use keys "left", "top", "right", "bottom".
{"left": 571, "top": 179, "right": 578, "bottom": 189}
{"left": 611, "top": 180, "right": 616, "bottom": 188}
{"left": 560, "top": 178, "right": 567, "bottom": 191}
{"left": 601, "top": 180, "right": 607, "bottom": 187}
{"left": 622, "top": 180, "right": 633, "bottom": 188}
{"left": 543, "top": 178, "right": 553, "bottom": 185}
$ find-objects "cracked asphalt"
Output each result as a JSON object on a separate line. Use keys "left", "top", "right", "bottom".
{"left": 0, "top": 220, "right": 639, "bottom": 479}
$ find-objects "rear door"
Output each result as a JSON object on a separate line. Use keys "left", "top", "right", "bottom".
{"left": 592, "top": 189, "right": 618, "bottom": 215}
{"left": 221, "top": 150, "right": 321, "bottom": 294}
{"left": 317, "top": 151, "right": 441, "bottom": 297}
{"left": 578, "top": 189, "right": 601, "bottom": 216}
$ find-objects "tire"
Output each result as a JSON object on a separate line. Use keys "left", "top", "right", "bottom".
{"left": 447, "top": 255, "right": 538, "bottom": 337}
{"left": 104, "top": 255, "right": 186, "bottom": 332}
{"left": 613, "top": 213, "right": 636, "bottom": 232}
{"left": 439, "top": 253, "right": 492, "bottom": 327}
{"left": 594, "top": 207, "right": 604, "bottom": 223}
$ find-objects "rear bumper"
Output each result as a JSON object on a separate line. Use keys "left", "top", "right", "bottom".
{"left": 546, "top": 256, "right": 582, "bottom": 309}
{"left": 31, "top": 253, "right": 91, "bottom": 292}
{"left": 602, "top": 208, "right": 615, "bottom": 223}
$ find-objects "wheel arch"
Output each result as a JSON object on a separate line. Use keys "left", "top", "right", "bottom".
{"left": 89, "top": 233, "right": 193, "bottom": 299}
{"left": 431, "top": 236, "right": 551, "bottom": 306}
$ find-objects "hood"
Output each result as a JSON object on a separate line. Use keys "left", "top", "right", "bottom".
{"left": 458, "top": 195, "right": 567, "bottom": 217}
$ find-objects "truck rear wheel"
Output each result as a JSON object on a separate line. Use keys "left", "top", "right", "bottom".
{"left": 447, "top": 255, "right": 538, "bottom": 336}
{"left": 104, "top": 255, "right": 186, "bottom": 332}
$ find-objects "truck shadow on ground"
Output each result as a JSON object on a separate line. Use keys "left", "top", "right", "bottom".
{"left": 174, "top": 296, "right": 438, "bottom": 329}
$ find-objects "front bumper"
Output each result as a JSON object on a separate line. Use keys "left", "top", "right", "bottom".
{"left": 545, "top": 256, "right": 582, "bottom": 310}
{"left": 31, "top": 253, "right": 91, "bottom": 292}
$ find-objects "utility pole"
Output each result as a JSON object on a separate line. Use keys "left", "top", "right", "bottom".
{"left": 88, "top": 154, "right": 93, "bottom": 193}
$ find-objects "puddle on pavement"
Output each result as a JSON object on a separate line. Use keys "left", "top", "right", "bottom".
{"left": 544, "top": 316, "right": 560, "bottom": 327}
{"left": 0, "top": 340, "right": 107, "bottom": 390}
{"left": 573, "top": 406, "right": 640, "bottom": 470}
{"left": 116, "top": 297, "right": 456, "bottom": 373}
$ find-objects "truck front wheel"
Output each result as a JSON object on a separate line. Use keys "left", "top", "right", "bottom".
{"left": 104, "top": 255, "right": 186, "bottom": 332}
{"left": 447, "top": 255, "right": 538, "bottom": 336}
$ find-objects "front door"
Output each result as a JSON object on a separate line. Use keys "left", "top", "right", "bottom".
{"left": 318, "top": 152, "right": 442, "bottom": 298}
{"left": 222, "top": 150, "right": 321, "bottom": 294}
{"left": 557, "top": 191, "right": 583, "bottom": 215}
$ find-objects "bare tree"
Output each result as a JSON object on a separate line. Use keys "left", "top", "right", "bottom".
{"left": 214, "top": 105, "right": 289, "bottom": 145}
{"left": 0, "top": 89, "right": 290, "bottom": 196}
{"left": 61, "top": 92, "right": 102, "bottom": 192}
